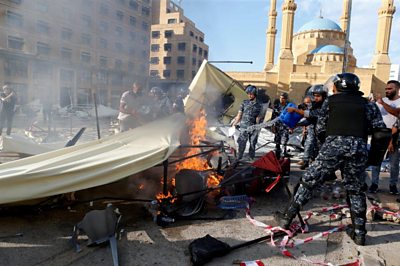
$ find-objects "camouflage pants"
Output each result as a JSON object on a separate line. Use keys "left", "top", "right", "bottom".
{"left": 303, "top": 125, "right": 317, "bottom": 162}
{"left": 274, "top": 120, "right": 289, "bottom": 149}
{"left": 237, "top": 129, "right": 259, "bottom": 159}
{"left": 290, "top": 136, "right": 368, "bottom": 236}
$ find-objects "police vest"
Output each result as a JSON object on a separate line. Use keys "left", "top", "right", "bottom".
{"left": 326, "top": 93, "right": 368, "bottom": 139}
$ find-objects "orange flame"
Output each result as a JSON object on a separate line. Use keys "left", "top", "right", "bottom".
{"left": 176, "top": 109, "right": 223, "bottom": 187}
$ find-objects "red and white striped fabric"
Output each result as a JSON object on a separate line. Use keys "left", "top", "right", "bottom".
{"left": 239, "top": 260, "right": 265, "bottom": 266}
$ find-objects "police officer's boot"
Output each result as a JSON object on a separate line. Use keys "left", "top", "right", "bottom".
{"left": 274, "top": 202, "right": 300, "bottom": 229}
{"left": 346, "top": 192, "right": 367, "bottom": 246}
{"left": 346, "top": 211, "right": 366, "bottom": 246}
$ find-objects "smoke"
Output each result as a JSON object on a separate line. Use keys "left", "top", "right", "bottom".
{"left": 2, "top": 1, "right": 150, "bottom": 140}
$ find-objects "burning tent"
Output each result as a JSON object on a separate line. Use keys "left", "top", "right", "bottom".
{"left": 0, "top": 113, "right": 185, "bottom": 205}
{"left": 185, "top": 60, "right": 248, "bottom": 124}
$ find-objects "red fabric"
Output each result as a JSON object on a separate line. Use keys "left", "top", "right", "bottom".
{"left": 252, "top": 151, "right": 282, "bottom": 174}
{"left": 265, "top": 175, "right": 281, "bottom": 193}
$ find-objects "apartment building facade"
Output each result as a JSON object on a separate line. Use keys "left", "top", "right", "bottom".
{"left": 0, "top": 0, "right": 151, "bottom": 109}
{"left": 149, "top": 0, "right": 208, "bottom": 90}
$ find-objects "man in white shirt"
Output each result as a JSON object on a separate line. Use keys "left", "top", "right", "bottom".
{"left": 369, "top": 80, "right": 400, "bottom": 195}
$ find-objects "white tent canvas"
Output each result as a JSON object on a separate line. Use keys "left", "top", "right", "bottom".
{"left": 0, "top": 114, "right": 185, "bottom": 204}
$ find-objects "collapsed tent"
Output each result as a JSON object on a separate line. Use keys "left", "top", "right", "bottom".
{"left": 0, "top": 113, "right": 185, "bottom": 205}
{"left": 0, "top": 134, "right": 63, "bottom": 155}
{"left": 184, "top": 60, "right": 248, "bottom": 124}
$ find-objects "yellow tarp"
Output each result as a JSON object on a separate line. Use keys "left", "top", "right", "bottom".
{"left": 0, "top": 114, "right": 185, "bottom": 204}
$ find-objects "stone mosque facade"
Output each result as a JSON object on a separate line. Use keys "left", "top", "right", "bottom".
{"left": 227, "top": 0, "right": 396, "bottom": 103}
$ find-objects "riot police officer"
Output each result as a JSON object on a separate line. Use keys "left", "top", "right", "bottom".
{"left": 232, "top": 85, "right": 263, "bottom": 160}
{"left": 271, "top": 92, "right": 290, "bottom": 158}
{"left": 275, "top": 73, "right": 386, "bottom": 246}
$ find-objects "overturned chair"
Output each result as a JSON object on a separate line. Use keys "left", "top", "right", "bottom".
{"left": 70, "top": 204, "right": 121, "bottom": 266}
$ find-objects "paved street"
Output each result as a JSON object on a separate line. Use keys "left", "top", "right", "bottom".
{"left": 0, "top": 155, "right": 399, "bottom": 266}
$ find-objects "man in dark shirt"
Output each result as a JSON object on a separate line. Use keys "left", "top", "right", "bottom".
{"left": 0, "top": 85, "right": 17, "bottom": 136}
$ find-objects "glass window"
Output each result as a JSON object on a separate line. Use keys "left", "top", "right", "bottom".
{"left": 80, "top": 52, "right": 91, "bottom": 63}
{"left": 165, "top": 30, "right": 173, "bottom": 38}
{"left": 129, "top": 0, "right": 138, "bottom": 10}
{"left": 116, "top": 27, "right": 123, "bottom": 37}
{"left": 81, "top": 33, "right": 91, "bottom": 45}
{"left": 81, "top": 15, "right": 91, "bottom": 27}
{"left": 37, "top": 42, "right": 50, "bottom": 55}
{"left": 164, "top": 43, "right": 172, "bottom": 51}
{"left": 199, "top": 47, "right": 203, "bottom": 56}
{"left": 204, "top": 50, "right": 208, "bottom": 59}
{"left": 130, "top": 16, "right": 136, "bottom": 26}
{"left": 115, "top": 59, "right": 123, "bottom": 70}
{"left": 142, "top": 22, "right": 149, "bottom": 31}
{"left": 6, "top": 11, "right": 23, "bottom": 28}
{"left": 177, "top": 70, "right": 184, "bottom": 79}
{"left": 151, "top": 44, "right": 159, "bottom": 52}
{"left": 99, "top": 56, "right": 107, "bottom": 67}
{"left": 150, "top": 70, "right": 159, "bottom": 77}
{"left": 192, "top": 58, "right": 196, "bottom": 65}
{"left": 8, "top": 36, "right": 24, "bottom": 50}
{"left": 37, "top": 20, "right": 50, "bottom": 35}
{"left": 62, "top": 7, "right": 72, "bottom": 21}
{"left": 97, "top": 70, "right": 107, "bottom": 83}
{"left": 99, "top": 21, "right": 108, "bottom": 32}
{"left": 163, "top": 70, "right": 171, "bottom": 78}
{"left": 141, "top": 6, "right": 150, "bottom": 16}
{"left": 150, "top": 57, "right": 159, "bottom": 64}
{"left": 190, "top": 31, "right": 194, "bottom": 37}
{"left": 4, "top": 56, "right": 28, "bottom": 77}
{"left": 163, "top": 57, "right": 171, "bottom": 64}
{"left": 100, "top": 4, "right": 109, "bottom": 15}
{"left": 192, "top": 44, "right": 197, "bottom": 53}
{"left": 178, "top": 42, "right": 186, "bottom": 51}
{"left": 177, "top": 56, "right": 185, "bottom": 65}
{"left": 167, "top": 18, "right": 177, "bottom": 24}
{"left": 99, "top": 38, "right": 107, "bottom": 49}
{"left": 116, "top": 10, "right": 124, "bottom": 21}
{"left": 152, "top": 31, "right": 160, "bottom": 38}
{"left": 61, "top": 28, "right": 73, "bottom": 40}
{"left": 199, "top": 37, "right": 204, "bottom": 42}
{"left": 61, "top": 47, "right": 72, "bottom": 60}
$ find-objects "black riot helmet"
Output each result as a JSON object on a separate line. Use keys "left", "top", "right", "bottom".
{"left": 310, "top": 84, "right": 327, "bottom": 98}
{"left": 333, "top": 73, "right": 361, "bottom": 93}
{"left": 245, "top": 85, "right": 258, "bottom": 96}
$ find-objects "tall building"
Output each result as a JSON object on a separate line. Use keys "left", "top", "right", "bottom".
{"left": 228, "top": 0, "right": 396, "bottom": 102}
{"left": 390, "top": 64, "right": 400, "bottom": 80}
{"left": 149, "top": 0, "right": 208, "bottom": 90}
{"left": 0, "top": 0, "right": 152, "bottom": 109}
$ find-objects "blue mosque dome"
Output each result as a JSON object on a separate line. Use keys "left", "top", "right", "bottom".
{"left": 298, "top": 17, "right": 342, "bottom": 33}
{"left": 310, "top": 45, "right": 344, "bottom": 54}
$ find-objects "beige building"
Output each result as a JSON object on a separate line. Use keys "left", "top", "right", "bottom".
{"left": 149, "top": 0, "right": 208, "bottom": 90}
{"left": 0, "top": 0, "right": 152, "bottom": 109}
{"left": 228, "top": 0, "right": 396, "bottom": 103}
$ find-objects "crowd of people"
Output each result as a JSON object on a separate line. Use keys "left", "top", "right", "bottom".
{"left": 117, "top": 82, "right": 188, "bottom": 132}
{"left": 232, "top": 72, "right": 400, "bottom": 246}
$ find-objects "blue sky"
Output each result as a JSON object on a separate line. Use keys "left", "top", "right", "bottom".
{"left": 181, "top": 0, "right": 400, "bottom": 72}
